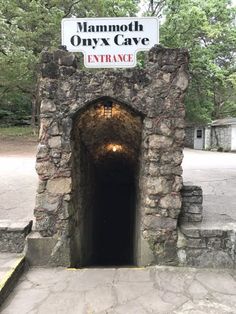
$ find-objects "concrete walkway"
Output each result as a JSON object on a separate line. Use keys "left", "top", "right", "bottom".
{"left": 182, "top": 149, "right": 236, "bottom": 224}
{"left": 0, "top": 155, "right": 37, "bottom": 221}
{"left": 0, "top": 253, "right": 24, "bottom": 282}
{"left": 0, "top": 253, "right": 25, "bottom": 305}
{"left": 1, "top": 266, "right": 236, "bottom": 313}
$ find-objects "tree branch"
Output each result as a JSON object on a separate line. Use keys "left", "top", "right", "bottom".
{"left": 16, "top": 85, "right": 33, "bottom": 94}
{"left": 0, "top": 86, "right": 10, "bottom": 98}
{"left": 0, "top": 48, "right": 8, "bottom": 56}
{"left": 151, "top": 0, "right": 166, "bottom": 16}
{"left": 63, "top": 1, "right": 81, "bottom": 18}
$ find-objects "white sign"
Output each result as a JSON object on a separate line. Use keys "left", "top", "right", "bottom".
{"left": 61, "top": 17, "right": 159, "bottom": 68}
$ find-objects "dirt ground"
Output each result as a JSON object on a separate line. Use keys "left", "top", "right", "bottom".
{"left": 0, "top": 137, "right": 38, "bottom": 156}
{"left": 0, "top": 136, "right": 38, "bottom": 221}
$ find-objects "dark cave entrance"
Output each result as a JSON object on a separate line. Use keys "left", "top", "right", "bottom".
{"left": 72, "top": 98, "right": 142, "bottom": 267}
{"left": 93, "top": 156, "right": 136, "bottom": 266}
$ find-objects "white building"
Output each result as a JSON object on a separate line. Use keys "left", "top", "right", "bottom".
{"left": 185, "top": 118, "right": 236, "bottom": 151}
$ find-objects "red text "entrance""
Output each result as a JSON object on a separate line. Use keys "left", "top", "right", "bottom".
{"left": 87, "top": 54, "right": 134, "bottom": 63}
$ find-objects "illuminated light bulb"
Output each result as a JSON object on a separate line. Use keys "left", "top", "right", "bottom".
{"left": 103, "top": 100, "right": 113, "bottom": 118}
{"left": 112, "top": 146, "right": 117, "bottom": 152}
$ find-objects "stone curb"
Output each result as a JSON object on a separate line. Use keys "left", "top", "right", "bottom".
{"left": 0, "top": 256, "right": 25, "bottom": 306}
{"left": 0, "top": 220, "right": 33, "bottom": 253}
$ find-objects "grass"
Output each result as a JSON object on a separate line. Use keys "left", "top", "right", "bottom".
{"left": 0, "top": 126, "right": 38, "bottom": 139}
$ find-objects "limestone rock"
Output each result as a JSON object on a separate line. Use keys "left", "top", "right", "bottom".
{"left": 159, "top": 121, "right": 172, "bottom": 136}
{"left": 49, "top": 122, "right": 60, "bottom": 135}
{"left": 37, "top": 144, "right": 49, "bottom": 159}
{"left": 41, "top": 62, "right": 59, "bottom": 79}
{"left": 173, "top": 176, "right": 183, "bottom": 192}
{"left": 47, "top": 178, "right": 72, "bottom": 194}
{"left": 35, "top": 193, "right": 60, "bottom": 211}
{"left": 174, "top": 68, "right": 189, "bottom": 91}
{"left": 48, "top": 136, "right": 62, "bottom": 149}
{"left": 174, "top": 129, "right": 185, "bottom": 141}
{"left": 160, "top": 194, "right": 182, "bottom": 209}
{"left": 172, "top": 151, "right": 184, "bottom": 165}
{"left": 36, "top": 161, "right": 56, "bottom": 178}
{"left": 58, "top": 53, "right": 76, "bottom": 67}
{"left": 148, "top": 134, "right": 173, "bottom": 149}
{"left": 40, "top": 99, "right": 56, "bottom": 113}
{"left": 143, "top": 216, "right": 177, "bottom": 230}
{"left": 146, "top": 176, "right": 171, "bottom": 195}
{"left": 37, "top": 180, "right": 47, "bottom": 194}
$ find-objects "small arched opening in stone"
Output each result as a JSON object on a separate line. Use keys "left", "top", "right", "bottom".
{"left": 71, "top": 97, "right": 143, "bottom": 267}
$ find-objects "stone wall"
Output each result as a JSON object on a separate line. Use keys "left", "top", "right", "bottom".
{"left": 178, "top": 223, "right": 236, "bottom": 268}
{"left": 178, "top": 186, "right": 236, "bottom": 268}
{"left": 180, "top": 185, "right": 203, "bottom": 223}
{"left": 204, "top": 126, "right": 211, "bottom": 150}
{"left": 184, "top": 127, "right": 194, "bottom": 148}
{"left": 211, "top": 125, "right": 231, "bottom": 151}
{"left": 178, "top": 185, "right": 236, "bottom": 269}
{"left": 0, "top": 221, "right": 32, "bottom": 253}
{"left": 30, "top": 45, "right": 189, "bottom": 267}
{"left": 71, "top": 137, "right": 96, "bottom": 266}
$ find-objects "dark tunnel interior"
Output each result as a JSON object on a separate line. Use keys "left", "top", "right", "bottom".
{"left": 93, "top": 156, "right": 136, "bottom": 266}
{"left": 72, "top": 98, "right": 142, "bottom": 267}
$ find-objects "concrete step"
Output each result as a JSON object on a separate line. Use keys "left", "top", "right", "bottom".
{"left": 0, "top": 220, "right": 32, "bottom": 253}
{"left": 0, "top": 253, "right": 26, "bottom": 306}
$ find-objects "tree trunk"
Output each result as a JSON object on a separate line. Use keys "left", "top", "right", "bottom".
{"left": 31, "top": 75, "right": 40, "bottom": 134}
{"left": 31, "top": 96, "right": 36, "bottom": 128}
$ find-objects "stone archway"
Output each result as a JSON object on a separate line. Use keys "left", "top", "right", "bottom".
{"left": 71, "top": 97, "right": 143, "bottom": 266}
{"left": 28, "top": 46, "right": 189, "bottom": 267}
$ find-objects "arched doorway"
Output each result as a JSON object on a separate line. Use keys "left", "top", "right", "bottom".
{"left": 31, "top": 47, "right": 189, "bottom": 268}
{"left": 72, "top": 97, "right": 143, "bottom": 267}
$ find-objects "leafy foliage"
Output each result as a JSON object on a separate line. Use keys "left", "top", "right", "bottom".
{"left": 0, "top": 0, "right": 235, "bottom": 125}
{"left": 0, "top": 0, "right": 139, "bottom": 125}
{"left": 159, "top": 0, "right": 236, "bottom": 123}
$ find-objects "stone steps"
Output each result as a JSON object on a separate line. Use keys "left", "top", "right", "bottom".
{"left": 0, "top": 221, "right": 32, "bottom": 253}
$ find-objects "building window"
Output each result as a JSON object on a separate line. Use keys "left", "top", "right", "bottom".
{"left": 196, "top": 129, "right": 202, "bottom": 138}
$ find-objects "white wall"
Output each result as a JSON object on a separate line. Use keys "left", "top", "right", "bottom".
{"left": 231, "top": 126, "right": 236, "bottom": 150}
{"left": 193, "top": 127, "right": 204, "bottom": 150}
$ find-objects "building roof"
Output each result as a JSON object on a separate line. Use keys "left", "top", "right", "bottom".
{"left": 211, "top": 117, "right": 236, "bottom": 126}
